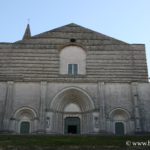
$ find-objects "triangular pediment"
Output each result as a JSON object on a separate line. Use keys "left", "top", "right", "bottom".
{"left": 16, "top": 23, "right": 128, "bottom": 44}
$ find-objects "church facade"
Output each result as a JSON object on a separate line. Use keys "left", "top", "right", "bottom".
{"left": 0, "top": 23, "right": 150, "bottom": 135}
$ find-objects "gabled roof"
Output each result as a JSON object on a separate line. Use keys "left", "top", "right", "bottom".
{"left": 1, "top": 23, "right": 148, "bottom": 83}
{"left": 17, "top": 23, "right": 128, "bottom": 44}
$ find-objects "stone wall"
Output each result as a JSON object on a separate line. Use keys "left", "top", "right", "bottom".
{"left": 0, "top": 81, "right": 149, "bottom": 134}
{"left": 0, "top": 24, "right": 148, "bottom": 82}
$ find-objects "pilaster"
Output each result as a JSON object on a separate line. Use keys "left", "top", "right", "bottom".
{"left": 131, "top": 82, "right": 141, "bottom": 132}
{"left": 38, "top": 81, "right": 47, "bottom": 133}
{"left": 2, "top": 81, "right": 14, "bottom": 132}
{"left": 97, "top": 82, "right": 106, "bottom": 132}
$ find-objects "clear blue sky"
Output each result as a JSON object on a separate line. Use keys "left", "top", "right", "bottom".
{"left": 0, "top": 0, "right": 150, "bottom": 77}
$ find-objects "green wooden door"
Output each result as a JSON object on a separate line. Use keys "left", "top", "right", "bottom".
{"left": 20, "top": 121, "right": 30, "bottom": 134}
{"left": 115, "top": 122, "right": 124, "bottom": 136}
{"left": 64, "top": 117, "right": 80, "bottom": 134}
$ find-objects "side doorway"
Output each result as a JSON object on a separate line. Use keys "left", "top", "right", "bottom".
{"left": 115, "top": 122, "right": 125, "bottom": 136}
{"left": 20, "top": 121, "right": 30, "bottom": 134}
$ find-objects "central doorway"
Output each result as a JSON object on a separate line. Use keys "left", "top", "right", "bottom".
{"left": 64, "top": 117, "right": 80, "bottom": 134}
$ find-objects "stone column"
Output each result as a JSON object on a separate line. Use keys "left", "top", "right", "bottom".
{"left": 98, "top": 82, "right": 106, "bottom": 132}
{"left": 131, "top": 82, "right": 141, "bottom": 132}
{"left": 30, "top": 117, "right": 38, "bottom": 133}
{"left": 2, "top": 81, "right": 14, "bottom": 132}
{"left": 38, "top": 81, "right": 47, "bottom": 133}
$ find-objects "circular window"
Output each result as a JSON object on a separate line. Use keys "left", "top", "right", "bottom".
{"left": 70, "top": 38, "right": 76, "bottom": 42}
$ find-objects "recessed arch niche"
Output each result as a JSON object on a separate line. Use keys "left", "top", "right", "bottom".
{"left": 49, "top": 87, "right": 95, "bottom": 134}
{"left": 60, "top": 46, "right": 86, "bottom": 75}
{"left": 109, "top": 108, "right": 130, "bottom": 135}
{"left": 50, "top": 87, "right": 94, "bottom": 112}
{"left": 13, "top": 107, "right": 37, "bottom": 134}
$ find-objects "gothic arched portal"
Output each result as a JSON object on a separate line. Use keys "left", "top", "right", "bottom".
{"left": 109, "top": 108, "right": 130, "bottom": 135}
{"left": 13, "top": 107, "right": 37, "bottom": 134}
{"left": 49, "top": 87, "right": 95, "bottom": 134}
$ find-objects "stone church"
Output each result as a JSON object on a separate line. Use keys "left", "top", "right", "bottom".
{"left": 0, "top": 23, "right": 149, "bottom": 135}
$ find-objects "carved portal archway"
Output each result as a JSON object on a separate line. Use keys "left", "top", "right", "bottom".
{"left": 13, "top": 107, "right": 37, "bottom": 134}
{"left": 49, "top": 87, "right": 95, "bottom": 134}
{"left": 109, "top": 108, "right": 130, "bottom": 135}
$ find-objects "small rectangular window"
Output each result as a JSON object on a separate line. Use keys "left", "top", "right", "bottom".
{"left": 68, "top": 64, "right": 78, "bottom": 75}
